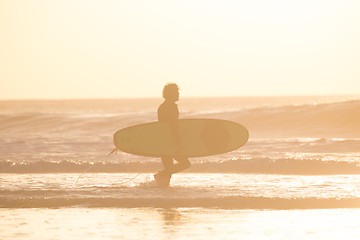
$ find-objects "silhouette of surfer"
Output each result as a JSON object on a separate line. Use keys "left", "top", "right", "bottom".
{"left": 154, "top": 83, "right": 191, "bottom": 187}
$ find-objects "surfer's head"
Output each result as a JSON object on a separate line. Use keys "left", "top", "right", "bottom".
{"left": 162, "top": 83, "right": 179, "bottom": 102}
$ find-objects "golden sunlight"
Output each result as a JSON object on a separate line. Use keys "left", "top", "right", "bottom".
{"left": 1, "top": 0, "right": 359, "bottom": 99}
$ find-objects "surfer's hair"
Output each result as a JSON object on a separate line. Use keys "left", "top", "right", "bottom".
{"left": 162, "top": 83, "right": 179, "bottom": 99}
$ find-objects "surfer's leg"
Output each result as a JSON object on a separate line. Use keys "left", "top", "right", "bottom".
{"left": 154, "top": 157, "right": 173, "bottom": 187}
{"left": 157, "top": 157, "right": 173, "bottom": 178}
{"left": 161, "top": 157, "right": 174, "bottom": 174}
{"left": 171, "top": 156, "right": 191, "bottom": 174}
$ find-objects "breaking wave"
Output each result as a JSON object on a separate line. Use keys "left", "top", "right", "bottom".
{"left": 0, "top": 99, "right": 359, "bottom": 138}
{"left": 195, "top": 99, "right": 360, "bottom": 138}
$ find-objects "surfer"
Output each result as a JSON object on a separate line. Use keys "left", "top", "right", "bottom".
{"left": 154, "top": 83, "right": 191, "bottom": 186}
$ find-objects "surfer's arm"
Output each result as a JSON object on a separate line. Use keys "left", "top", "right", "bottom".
{"left": 171, "top": 104, "right": 182, "bottom": 154}
{"left": 158, "top": 102, "right": 182, "bottom": 154}
{"left": 170, "top": 121, "right": 183, "bottom": 155}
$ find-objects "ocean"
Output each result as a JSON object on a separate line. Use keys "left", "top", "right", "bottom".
{"left": 1, "top": 96, "right": 360, "bottom": 239}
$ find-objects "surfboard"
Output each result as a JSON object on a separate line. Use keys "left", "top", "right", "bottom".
{"left": 113, "top": 118, "right": 249, "bottom": 158}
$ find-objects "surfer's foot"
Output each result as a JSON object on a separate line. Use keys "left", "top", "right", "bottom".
{"left": 154, "top": 172, "right": 171, "bottom": 187}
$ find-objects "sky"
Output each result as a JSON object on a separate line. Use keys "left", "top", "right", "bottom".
{"left": 1, "top": 0, "right": 359, "bottom": 99}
